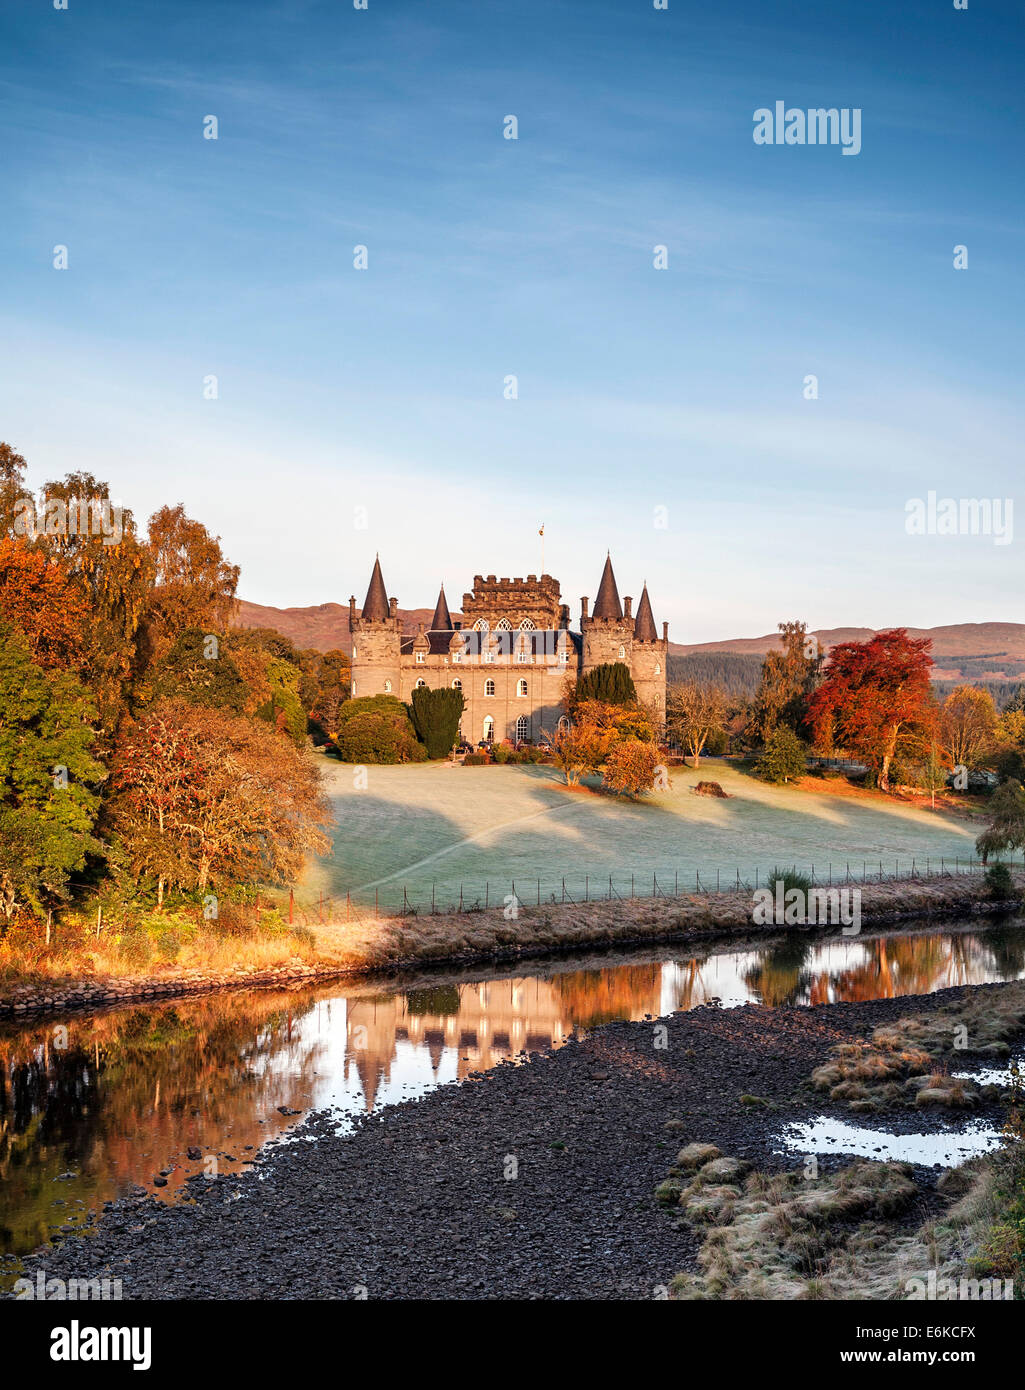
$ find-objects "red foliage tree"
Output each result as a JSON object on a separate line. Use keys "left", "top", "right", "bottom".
{"left": 807, "top": 629, "right": 936, "bottom": 791}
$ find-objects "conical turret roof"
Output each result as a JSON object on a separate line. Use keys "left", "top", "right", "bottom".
{"left": 592, "top": 553, "right": 623, "bottom": 620}
{"left": 634, "top": 582, "right": 657, "bottom": 642}
{"left": 360, "top": 555, "right": 390, "bottom": 621}
{"left": 431, "top": 584, "right": 452, "bottom": 631}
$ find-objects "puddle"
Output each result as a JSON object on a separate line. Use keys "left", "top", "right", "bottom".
{"left": 776, "top": 1116, "right": 1004, "bottom": 1167}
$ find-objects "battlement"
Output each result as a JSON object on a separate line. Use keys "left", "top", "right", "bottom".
{"left": 462, "top": 572, "right": 565, "bottom": 629}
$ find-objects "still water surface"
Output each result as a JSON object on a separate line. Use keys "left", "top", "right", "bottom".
{"left": 2, "top": 919, "right": 1023, "bottom": 1272}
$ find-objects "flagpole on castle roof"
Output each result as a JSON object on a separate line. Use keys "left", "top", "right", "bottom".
{"left": 539, "top": 522, "right": 544, "bottom": 576}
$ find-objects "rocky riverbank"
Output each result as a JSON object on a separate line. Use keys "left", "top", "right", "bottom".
{"left": 1, "top": 871, "right": 1019, "bottom": 1018}
{"left": 8, "top": 979, "right": 1021, "bottom": 1300}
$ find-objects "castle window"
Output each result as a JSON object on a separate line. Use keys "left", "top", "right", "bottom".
{"left": 516, "top": 679, "right": 527, "bottom": 697}
{"left": 452, "top": 651, "right": 462, "bottom": 663}
{"left": 473, "top": 619, "right": 489, "bottom": 632}
{"left": 352, "top": 647, "right": 357, "bottom": 661}
{"left": 384, "top": 679, "right": 392, "bottom": 693}
{"left": 654, "top": 662, "right": 661, "bottom": 675}
{"left": 484, "top": 679, "right": 496, "bottom": 697}
{"left": 416, "top": 650, "right": 425, "bottom": 663}
{"left": 516, "top": 714, "right": 529, "bottom": 741}
{"left": 495, "top": 617, "right": 512, "bottom": 631}
{"left": 557, "top": 715, "right": 570, "bottom": 733}
{"left": 518, "top": 618, "right": 536, "bottom": 630}
{"left": 483, "top": 716, "right": 494, "bottom": 741}
{"left": 351, "top": 681, "right": 356, "bottom": 695}
{"left": 484, "top": 649, "right": 494, "bottom": 664}
{"left": 618, "top": 646, "right": 626, "bottom": 659}
{"left": 452, "top": 678, "right": 462, "bottom": 690}
{"left": 415, "top": 678, "right": 426, "bottom": 688}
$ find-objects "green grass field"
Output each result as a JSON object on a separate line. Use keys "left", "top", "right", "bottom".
{"left": 305, "top": 758, "right": 984, "bottom": 913}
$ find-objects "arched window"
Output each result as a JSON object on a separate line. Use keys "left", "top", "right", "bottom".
{"left": 519, "top": 618, "right": 535, "bottom": 630}
{"left": 484, "top": 679, "right": 496, "bottom": 696}
{"left": 495, "top": 617, "right": 512, "bottom": 631}
{"left": 452, "top": 678, "right": 462, "bottom": 690}
{"left": 557, "top": 715, "right": 571, "bottom": 733}
{"left": 483, "top": 715, "right": 494, "bottom": 742}
{"left": 515, "top": 714, "right": 529, "bottom": 741}
{"left": 654, "top": 662, "right": 661, "bottom": 675}
{"left": 351, "top": 681, "right": 357, "bottom": 695}
{"left": 618, "top": 645, "right": 626, "bottom": 659}
{"left": 415, "top": 678, "right": 426, "bottom": 689}
{"left": 473, "top": 619, "right": 489, "bottom": 632}
{"left": 516, "top": 678, "right": 527, "bottom": 697}
{"left": 384, "top": 679, "right": 392, "bottom": 693}
{"left": 352, "top": 646, "right": 357, "bottom": 661}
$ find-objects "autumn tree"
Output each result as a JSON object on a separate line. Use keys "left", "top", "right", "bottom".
{"left": 0, "top": 440, "right": 28, "bottom": 536}
{"left": 31, "top": 470, "right": 155, "bottom": 739}
{"left": 666, "top": 683, "right": 728, "bottom": 766}
{"left": 141, "top": 505, "right": 240, "bottom": 665}
{"left": 602, "top": 739, "right": 666, "bottom": 797}
{"left": 0, "top": 539, "right": 88, "bottom": 670}
{"left": 940, "top": 685, "right": 998, "bottom": 771}
{"left": 108, "top": 700, "right": 331, "bottom": 895}
{"left": 807, "top": 629, "right": 936, "bottom": 791}
{"left": 306, "top": 649, "right": 351, "bottom": 741}
{"left": 753, "top": 621, "right": 822, "bottom": 741}
{"left": 0, "top": 622, "right": 104, "bottom": 928}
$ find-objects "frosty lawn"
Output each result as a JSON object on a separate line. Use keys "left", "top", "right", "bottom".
{"left": 306, "top": 759, "right": 983, "bottom": 913}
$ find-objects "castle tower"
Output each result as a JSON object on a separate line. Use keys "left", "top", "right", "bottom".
{"left": 631, "top": 581, "right": 668, "bottom": 723}
{"left": 581, "top": 553, "right": 635, "bottom": 675}
{"left": 348, "top": 555, "right": 401, "bottom": 698}
{"left": 430, "top": 583, "right": 453, "bottom": 631}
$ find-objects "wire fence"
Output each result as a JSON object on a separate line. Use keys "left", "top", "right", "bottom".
{"left": 287, "top": 854, "right": 1003, "bottom": 924}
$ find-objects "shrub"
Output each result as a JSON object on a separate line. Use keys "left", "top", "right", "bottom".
{"left": 463, "top": 751, "right": 489, "bottom": 766}
{"left": 332, "top": 695, "right": 426, "bottom": 764}
{"left": 986, "top": 861, "right": 1015, "bottom": 900}
{"left": 575, "top": 662, "right": 637, "bottom": 706}
{"left": 492, "top": 742, "right": 513, "bottom": 765}
{"left": 755, "top": 726, "right": 807, "bottom": 784}
{"left": 766, "top": 865, "right": 812, "bottom": 895}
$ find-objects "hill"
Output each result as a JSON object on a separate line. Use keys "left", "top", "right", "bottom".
{"left": 234, "top": 600, "right": 462, "bottom": 654}
{"left": 235, "top": 602, "right": 1025, "bottom": 686}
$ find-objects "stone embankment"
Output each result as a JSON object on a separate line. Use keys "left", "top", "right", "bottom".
{"left": 1, "top": 872, "right": 1019, "bottom": 1017}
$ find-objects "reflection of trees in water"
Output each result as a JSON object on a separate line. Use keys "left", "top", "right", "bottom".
{"left": 743, "top": 938, "right": 813, "bottom": 1008}
{"left": 981, "top": 924, "right": 1025, "bottom": 979}
{"left": 0, "top": 991, "right": 326, "bottom": 1264}
{"left": 551, "top": 964, "right": 662, "bottom": 1028}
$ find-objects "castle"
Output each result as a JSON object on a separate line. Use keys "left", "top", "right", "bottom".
{"left": 348, "top": 555, "right": 668, "bottom": 745}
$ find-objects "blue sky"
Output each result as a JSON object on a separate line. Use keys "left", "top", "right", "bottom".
{"left": 1, "top": 0, "right": 1021, "bottom": 640}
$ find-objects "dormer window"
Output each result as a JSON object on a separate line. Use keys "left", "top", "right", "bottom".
{"left": 416, "top": 651, "right": 425, "bottom": 663}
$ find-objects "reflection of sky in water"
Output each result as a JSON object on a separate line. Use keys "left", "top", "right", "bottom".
{"left": 777, "top": 1117, "right": 1004, "bottom": 1167}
